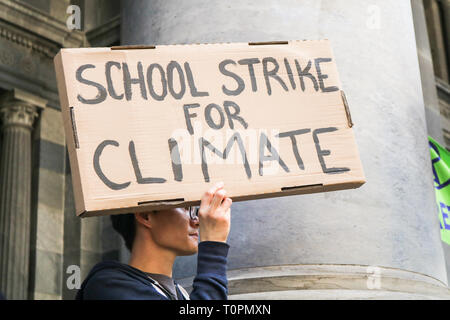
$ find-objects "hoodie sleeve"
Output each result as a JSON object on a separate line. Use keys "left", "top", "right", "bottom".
{"left": 189, "top": 241, "right": 230, "bottom": 300}
{"left": 81, "top": 269, "right": 168, "bottom": 300}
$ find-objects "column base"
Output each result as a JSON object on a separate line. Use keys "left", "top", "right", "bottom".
{"left": 178, "top": 264, "right": 450, "bottom": 300}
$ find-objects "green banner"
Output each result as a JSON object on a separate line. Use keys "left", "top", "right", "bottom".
{"left": 429, "top": 136, "right": 450, "bottom": 245}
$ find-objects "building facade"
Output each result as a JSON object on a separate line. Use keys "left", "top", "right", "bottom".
{"left": 0, "top": 0, "right": 448, "bottom": 299}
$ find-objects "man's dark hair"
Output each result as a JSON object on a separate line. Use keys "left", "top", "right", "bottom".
{"left": 110, "top": 213, "right": 136, "bottom": 252}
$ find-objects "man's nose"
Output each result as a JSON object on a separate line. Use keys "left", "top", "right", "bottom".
{"left": 190, "top": 217, "right": 199, "bottom": 227}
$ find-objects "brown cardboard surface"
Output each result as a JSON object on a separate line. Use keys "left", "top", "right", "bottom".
{"left": 54, "top": 40, "right": 365, "bottom": 217}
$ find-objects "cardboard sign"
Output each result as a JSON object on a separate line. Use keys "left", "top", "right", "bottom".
{"left": 54, "top": 40, "right": 365, "bottom": 217}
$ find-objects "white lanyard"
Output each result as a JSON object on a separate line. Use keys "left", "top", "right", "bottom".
{"left": 147, "top": 275, "right": 190, "bottom": 300}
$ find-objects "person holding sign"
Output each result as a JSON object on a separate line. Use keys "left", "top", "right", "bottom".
{"left": 76, "top": 182, "right": 232, "bottom": 300}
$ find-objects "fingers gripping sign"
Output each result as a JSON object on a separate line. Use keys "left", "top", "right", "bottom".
{"left": 198, "top": 182, "right": 232, "bottom": 243}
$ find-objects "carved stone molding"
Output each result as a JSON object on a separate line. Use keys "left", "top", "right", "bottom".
{"left": 0, "top": 21, "right": 60, "bottom": 58}
{"left": 0, "top": 0, "right": 84, "bottom": 50}
{"left": 0, "top": 103, "right": 38, "bottom": 129}
{"left": 0, "top": 88, "right": 46, "bottom": 129}
{"left": 0, "top": 1, "right": 122, "bottom": 59}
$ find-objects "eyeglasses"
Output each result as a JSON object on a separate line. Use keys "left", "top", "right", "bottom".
{"left": 188, "top": 206, "right": 199, "bottom": 220}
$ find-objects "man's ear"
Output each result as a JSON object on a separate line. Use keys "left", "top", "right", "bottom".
{"left": 135, "top": 212, "right": 153, "bottom": 229}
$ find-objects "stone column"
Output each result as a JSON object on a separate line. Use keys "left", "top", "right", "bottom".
{"left": 0, "top": 89, "right": 45, "bottom": 300}
{"left": 423, "top": 0, "right": 449, "bottom": 82}
{"left": 121, "top": 0, "right": 450, "bottom": 298}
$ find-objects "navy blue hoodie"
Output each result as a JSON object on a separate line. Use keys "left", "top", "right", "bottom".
{"left": 76, "top": 241, "right": 229, "bottom": 300}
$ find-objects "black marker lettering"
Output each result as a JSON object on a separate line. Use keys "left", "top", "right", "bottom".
{"left": 204, "top": 103, "right": 225, "bottom": 130}
{"left": 184, "top": 62, "right": 209, "bottom": 97}
{"left": 223, "top": 100, "right": 248, "bottom": 130}
{"left": 315, "top": 58, "right": 339, "bottom": 93}
{"left": 313, "top": 127, "right": 350, "bottom": 174}
{"left": 262, "top": 57, "right": 288, "bottom": 95}
{"left": 93, "top": 140, "right": 130, "bottom": 190}
{"left": 199, "top": 133, "right": 251, "bottom": 182}
{"left": 238, "top": 58, "right": 260, "bottom": 92}
{"left": 183, "top": 103, "right": 200, "bottom": 135}
{"left": 129, "top": 141, "right": 166, "bottom": 184}
{"left": 105, "top": 61, "right": 124, "bottom": 100}
{"left": 284, "top": 58, "right": 296, "bottom": 90}
{"left": 277, "top": 129, "right": 311, "bottom": 170}
{"left": 122, "top": 62, "right": 148, "bottom": 101}
{"left": 259, "top": 132, "right": 290, "bottom": 176}
{"left": 219, "top": 59, "right": 245, "bottom": 96}
{"left": 146, "top": 63, "right": 167, "bottom": 101}
{"left": 76, "top": 64, "right": 107, "bottom": 104}
{"left": 167, "top": 61, "right": 186, "bottom": 100}
{"left": 168, "top": 138, "right": 183, "bottom": 182}
{"left": 294, "top": 60, "right": 319, "bottom": 92}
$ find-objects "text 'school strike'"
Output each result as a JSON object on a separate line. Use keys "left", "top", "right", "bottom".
{"left": 75, "top": 57, "right": 339, "bottom": 105}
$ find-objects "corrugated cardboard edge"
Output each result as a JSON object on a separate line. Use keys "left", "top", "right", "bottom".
{"left": 54, "top": 50, "right": 86, "bottom": 216}
{"left": 103, "top": 39, "right": 329, "bottom": 52}
{"left": 111, "top": 41, "right": 290, "bottom": 50}
{"left": 79, "top": 180, "right": 365, "bottom": 218}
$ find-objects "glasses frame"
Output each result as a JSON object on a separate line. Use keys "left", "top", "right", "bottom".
{"left": 188, "top": 206, "right": 199, "bottom": 220}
